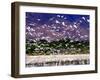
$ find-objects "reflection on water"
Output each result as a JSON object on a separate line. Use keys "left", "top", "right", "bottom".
{"left": 26, "top": 59, "right": 90, "bottom": 67}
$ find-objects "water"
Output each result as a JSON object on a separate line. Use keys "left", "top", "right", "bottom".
{"left": 26, "top": 59, "right": 90, "bottom": 67}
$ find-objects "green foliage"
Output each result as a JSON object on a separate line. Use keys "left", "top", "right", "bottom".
{"left": 26, "top": 38, "right": 89, "bottom": 55}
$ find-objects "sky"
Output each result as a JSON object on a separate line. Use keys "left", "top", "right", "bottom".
{"left": 26, "top": 12, "right": 89, "bottom": 28}
{"left": 26, "top": 12, "right": 90, "bottom": 41}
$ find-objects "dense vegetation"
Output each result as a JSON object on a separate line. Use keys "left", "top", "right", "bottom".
{"left": 26, "top": 38, "right": 89, "bottom": 56}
